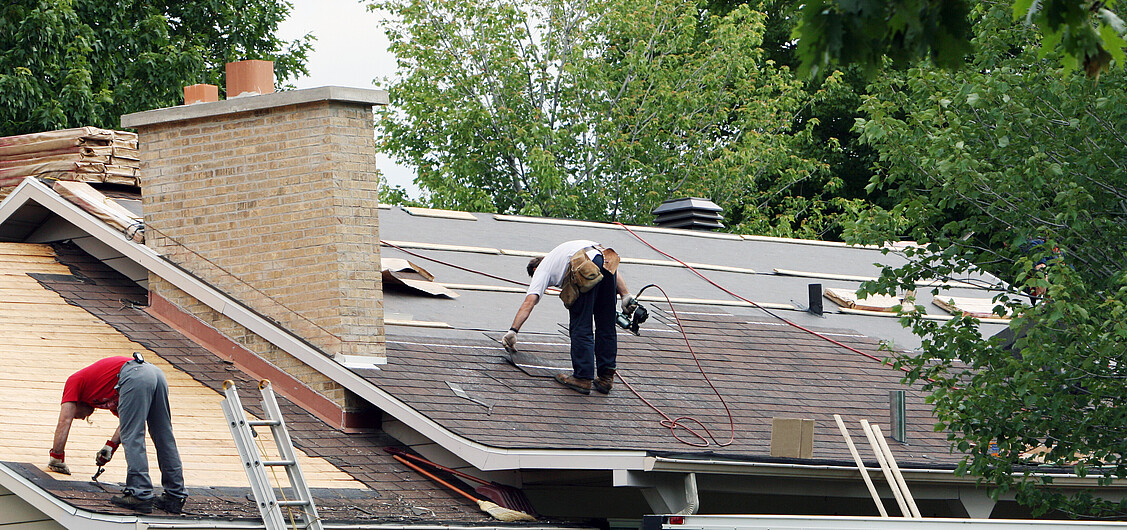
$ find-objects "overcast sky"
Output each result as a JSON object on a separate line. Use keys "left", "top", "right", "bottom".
{"left": 276, "top": 0, "right": 420, "bottom": 196}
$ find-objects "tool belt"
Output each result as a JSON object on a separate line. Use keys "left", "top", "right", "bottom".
{"left": 559, "top": 246, "right": 620, "bottom": 308}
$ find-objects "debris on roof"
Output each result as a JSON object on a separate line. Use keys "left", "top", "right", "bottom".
{"left": 0, "top": 127, "right": 140, "bottom": 201}
{"left": 823, "top": 287, "right": 906, "bottom": 312}
{"left": 52, "top": 181, "right": 143, "bottom": 242}
{"left": 932, "top": 296, "right": 1011, "bottom": 319}
{"left": 382, "top": 257, "right": 459, "bottom": 298}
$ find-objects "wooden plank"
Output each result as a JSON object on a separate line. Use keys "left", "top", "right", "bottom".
{"left": 0, "top": 242, "right": 54, "bottom": 255}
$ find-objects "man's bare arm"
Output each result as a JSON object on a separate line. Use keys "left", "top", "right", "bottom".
{"left": 509, "top": 294, "right": 540, "bottom": 332}
{"left": 51, "top": 402, "right": 78, "bottom": 454}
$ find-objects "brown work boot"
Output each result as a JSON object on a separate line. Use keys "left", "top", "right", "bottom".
{"left": 154, "top": 492, "right": 187, "bottom": 514}
{"left": 554, "top": 373, "right": 592, "bottom": 394}
{"left": 594, "top": 369, "right": 616, "bottom": 394}
{"left": 110, "top": 493, "right": 153, "bottom": 514}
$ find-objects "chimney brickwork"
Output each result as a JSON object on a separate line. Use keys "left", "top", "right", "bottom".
{"left": 124, "top": 88, "right": 390, "bottom": 381}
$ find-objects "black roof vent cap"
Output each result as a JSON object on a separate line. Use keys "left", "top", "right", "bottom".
{"left": 652, "top": 197, "right": 725, "bottom": 231}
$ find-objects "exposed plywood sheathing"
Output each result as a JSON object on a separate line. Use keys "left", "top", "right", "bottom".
{"left": 403, "top": 207, "right": 478, "bottom": 221}
{"left": 776, "top": 268, "right": 988, "bottom": 290}
{"left": 381, "top": 240, "right": 501, "bottom": 255}
{"left": 932, "top": 296, "right": 1012, "bottom": 319}
{"left": 385, "top": 319, "right": 454, "bottom": 328}
{"left": 491, "top": 214, "right": 745, "bottom": 240}
{"left": 743, "top": 234, "right": 879, "bottom": 249}
{"left": 0, "top": 243, "right": 365, "bottom": 490}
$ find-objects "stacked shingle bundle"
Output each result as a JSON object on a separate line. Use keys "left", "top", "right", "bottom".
{"left": 0, "top": 127, "right": 140, "bottom": 201}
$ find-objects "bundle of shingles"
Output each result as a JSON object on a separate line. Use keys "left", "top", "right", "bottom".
{"left": 0, "top": 127, "right": 140, "bottom": 201}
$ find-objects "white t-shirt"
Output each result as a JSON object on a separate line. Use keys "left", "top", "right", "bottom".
{"left": 526, "top": 240, "right": 599, "bottom": 297}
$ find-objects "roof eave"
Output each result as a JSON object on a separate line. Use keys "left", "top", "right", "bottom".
{"left": 647, "top": 456, "right": 1124, "bottom": 488}
{"left": 0, "top": 462, "right": 155, "bottom": 529}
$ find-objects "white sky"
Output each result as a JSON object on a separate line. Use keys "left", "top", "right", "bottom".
{"left": 276, "top": 0, "right": 420, "bottom": 196}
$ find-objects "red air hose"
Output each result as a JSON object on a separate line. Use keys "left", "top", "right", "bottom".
{"left": 614, "top": 223, "right": 897, "bottom": 367}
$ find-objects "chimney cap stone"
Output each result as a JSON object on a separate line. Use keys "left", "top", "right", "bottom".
{"left": 121, "top": 86, "right": 389, "bottom": 128}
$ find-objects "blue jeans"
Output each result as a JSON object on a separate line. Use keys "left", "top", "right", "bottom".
{"left": 117, "top": 361, "right": 187, "bottom": 500}
{"left": 568, "top": 254, "right": 617, "bottom": 380}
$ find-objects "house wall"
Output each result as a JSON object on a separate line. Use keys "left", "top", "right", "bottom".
{"left": 133, "top": 94, "right": 386, "bottom": 363}
{"left": 0, "top": 484, "right": 62, "bottom": 528}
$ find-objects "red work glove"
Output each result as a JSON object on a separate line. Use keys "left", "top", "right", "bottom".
{"left": 48, "top": 451, "right": 70, "bottom": 475}
{"left": 95, "top": 440, "right": 120, "bottom": 466}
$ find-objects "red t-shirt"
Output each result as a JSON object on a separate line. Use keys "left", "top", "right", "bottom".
{"left": 61, "top": 357, "right": 131, "bottom": 414}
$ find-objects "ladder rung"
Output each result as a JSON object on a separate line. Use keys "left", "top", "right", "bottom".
{"left": 248, "top": 420, "right": 281, "bottom": 427}
{"left": 277, "top": 500, "right": 311, "bottom": 507}
{"left": 262, "top": 460, "right": 297, "bottom": 467}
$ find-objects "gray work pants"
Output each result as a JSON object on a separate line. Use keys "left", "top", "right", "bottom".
{"left": 117, "top": 360, "right": 187, "bottom": 500}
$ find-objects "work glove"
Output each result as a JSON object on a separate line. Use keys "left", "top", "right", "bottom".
{"left": 96, "top": 440, "right": 120, "bottom": 466}
{"left": 48, "top": 451, "right": 70, "bottom": 475}
{"left": 621, "top": 294, "right": 638, "bottom": 316}
{"left": 502, "top": 329, "right": 518, "bottom": 353}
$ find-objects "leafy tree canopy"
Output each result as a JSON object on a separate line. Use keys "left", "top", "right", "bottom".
{"left": 0, "top": 0, "right": 313, "bottom": 136}
{"left": 846, "top": 1, "right": 1127, "bottom": 516}
{"left": 372, "top": 0, "right": 868, "bottom": 238}
{"left": 793, "top": 0, "right": 1127, "bottom": 78}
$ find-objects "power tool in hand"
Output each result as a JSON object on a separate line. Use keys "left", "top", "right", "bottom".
{"left": 616, "top": 303, "right": 648, "bottom": 335}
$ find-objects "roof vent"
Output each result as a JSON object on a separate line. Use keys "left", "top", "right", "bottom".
{"left": 651, "top": 197, "right": 724, "bottom": 231}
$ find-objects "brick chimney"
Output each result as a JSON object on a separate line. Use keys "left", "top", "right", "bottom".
{"left": 122, "top": 86, "right": 390, "bottom": 366}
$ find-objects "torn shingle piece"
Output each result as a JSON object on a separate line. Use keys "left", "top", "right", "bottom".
{"left": 382, "top": 258, "right": 459, "bottom": 298}
{"left": 932, "top": 296, "right": 1012, "bottom": 319}
{"left": 823, "top": 287, "right": 905, "bottom": 312}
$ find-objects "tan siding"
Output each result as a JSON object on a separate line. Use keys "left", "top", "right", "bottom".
{"left": 0, "top": 484, "right": 61, "bottom": 528}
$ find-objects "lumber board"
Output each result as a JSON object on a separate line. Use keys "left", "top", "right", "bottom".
{"left": 0, "top": 242, "right": 54, "bottom": 255}
{"left": 0, "top": 248, "right": 58, "bottom": 259}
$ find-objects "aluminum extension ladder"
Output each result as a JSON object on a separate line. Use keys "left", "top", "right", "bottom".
{"left": 221, "top": 380, "right": 324, "bottom": 530}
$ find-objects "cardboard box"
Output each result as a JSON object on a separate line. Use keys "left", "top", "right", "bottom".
{"left": 770, "top": 417, "right": 814, "bottom": 459}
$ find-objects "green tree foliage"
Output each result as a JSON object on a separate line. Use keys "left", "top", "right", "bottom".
{"left": 0, "top": 0, "right": 313, "bottom": 136}
{"left": 793, "top": 0, "right": 1127, "bottom": 78}
{"left": 373, "top": 0, "right": 865, "bottom": 237}
{"left": 846, "top": 2, "right": 1127, "bottom": 516}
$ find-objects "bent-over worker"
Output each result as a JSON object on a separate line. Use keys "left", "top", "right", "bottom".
{"left": 503, "top": 240, "right": 637, "bottom": 394}
{"left": 49, "top": 354, "right": 188, "bottom": 514}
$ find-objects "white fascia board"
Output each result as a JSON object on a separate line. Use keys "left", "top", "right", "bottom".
{"left": 647, "top": 456, "right": 1121, "bottom": 488}
{"left": 0, "top": 179, "right": 647, "bottom": 473}
{"left": 665, "top": 514, "right": 1127, "bottom": 529}
{"left": 0, "top": 462, "right": 141, "bottom": 529}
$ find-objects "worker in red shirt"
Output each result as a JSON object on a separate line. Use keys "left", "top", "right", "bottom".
{"left": 49, "top": 354, "right": 187, "bottom": 514}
